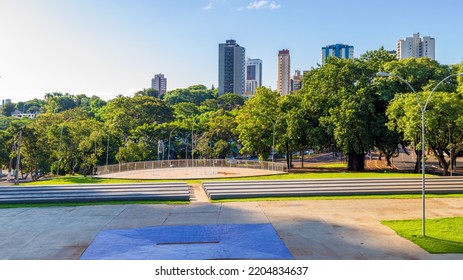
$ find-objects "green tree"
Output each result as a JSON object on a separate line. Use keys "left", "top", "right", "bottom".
{"left": 280, "top": 94, "right": 320, "bottom": 168}
{"left": 0, "top": 116, "right": 16, "bottom": 130}
{"left": 172, "top": 102, "right": 200, "bottom": 119}
{"left": 43, "top": 92, "right": 77, "bottom": 113}
{"left": 388, "top": 91, "right": 463, "bottom": 175}
{"left": 193, "top": 111, "right": 237, "bottom": 159}
{"left": 19, "top": 120, "right": 52, "bottom": 180}
{"left": 300, "top": 57, "right": 375, "bottom": 170}
{"left": 134, "top": 88, "right": 159, "bottom": 97}
{"left": 0, "top": 130, "right": 11, "bottom": 170}
{"left": 23, "top": 98, "right": 46, "bottom": 113}
{"left": 382, "top": 58, "right": 457, "bottom": 171}
{"left": 217, "top": 93, "right": 245, "bottom": 110}
{"left": 235, "top": 87, "right": 281, "bottom": 160}
{"left": 163, "top": 85, "right": 216, "bottom": 106}
{"left": 102, "top": 95, "right": 173, "bottom": 142}
{"left": 1, "top": 102, "right": 16, "bottom": 116}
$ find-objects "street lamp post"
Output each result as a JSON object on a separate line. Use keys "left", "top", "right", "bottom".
{"left": 167, "top": 125, "right": 180, "bottom": 161}
{"left": 14, "top": 129, "right": 22, "bottom": 185}
{"left": 377, "top": 71, "right": 463, "bottom": 236}
{"left": 57, "top": 117, "right": 73, "bottom": 176}
{"left": 270, "top": 120, "right": 276, "bottom": 162}
{"left": 190, "top": 116, "right": 199, "bottom": 163}
{"left": 106, "top": 132, "right": 110, "bottom": 166}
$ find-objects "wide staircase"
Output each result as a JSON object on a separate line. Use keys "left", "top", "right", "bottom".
{"left": 202, "top": 177, "right": 463, "bottom": 200}
{"left": 0, "top": 182, "right": 190, "bottom": 204}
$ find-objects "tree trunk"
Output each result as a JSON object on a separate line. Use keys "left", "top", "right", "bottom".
{"left": 385, "top": 154, "right": 392, "bottom": 166}
{"left": 429, "top": 145, "right": 449, "bottom": 176}
{"left": 301, "top": 149, "right": 304, "bottom": 168}
{"left": 451, "top": 151, "right": 457, "bottom": 174}
{"left": 285, "top": 141, "right": 291, "bottom": 170}
{"left": 414, "top": 149, "right": 422, "bottom": 173}
{"left": 347, "top": 153, "right": 365, "bottom": 171}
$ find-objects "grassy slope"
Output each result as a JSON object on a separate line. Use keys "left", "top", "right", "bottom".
{"left": 21, "top": 172, "right": 427, "bottom": 186}
{"left": 382, "top": 217, "right": 463, "bottom": 253}
{"left": 211, "top": 193, "right": 463, "bottom": 203}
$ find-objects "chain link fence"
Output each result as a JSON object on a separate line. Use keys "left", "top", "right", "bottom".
{"left": 96, "top": 159, "right": 287, "bottom": 175}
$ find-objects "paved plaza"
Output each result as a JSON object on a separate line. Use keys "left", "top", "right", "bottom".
{"left": 96, "top": 166, "right": 284, "bottom": 179}
{"left": 0, "top": 197, "right": 462, "bottom": 260}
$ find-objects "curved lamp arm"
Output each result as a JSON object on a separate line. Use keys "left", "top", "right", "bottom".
{"left": 423, "top": 73, "right": 463, "bottom": 111}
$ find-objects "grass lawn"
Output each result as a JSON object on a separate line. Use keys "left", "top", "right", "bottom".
{"left": 315, "top": 163, "right": 347, "bottom": 168}
{"left": 381, "top": 217, "right": 463, "bottom": 254}
{"left": 189, "top": 171, "right": 428, "bottom": 184}
{"left": 211, "top": 193, "right": 463, "bottom": 203}
{"left": 21, "top": 172, "right": 428, "bottom": 186}
{"left": 21, "top": 175, "right": 166, "bottom": 186}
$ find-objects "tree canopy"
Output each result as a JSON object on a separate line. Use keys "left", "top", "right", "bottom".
{"left": 2, "top": 52, "right": 463, "bottom": 179}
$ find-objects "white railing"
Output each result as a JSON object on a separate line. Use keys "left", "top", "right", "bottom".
{"left": 96, "top": 159, "right": 287, "bottom": 175}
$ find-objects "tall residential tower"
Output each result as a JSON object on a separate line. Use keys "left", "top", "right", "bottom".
{"left": 277, "top": 49, "right": 290, "bottom": 96}
{"left": 396, "top": 33, "right": 435, "bottom": 60}
{"left": 218, "top": 39, "right": 245, "bottom": 96}
{"left": 245, "top": 58, "right": 262, "bottom": 98}
{"left": 151, "top": 74, "right": 167, "bottom": 96}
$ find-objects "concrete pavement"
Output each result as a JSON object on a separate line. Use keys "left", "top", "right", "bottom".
{"left": 0, "top": 198, "right": 462, "bottom": 260}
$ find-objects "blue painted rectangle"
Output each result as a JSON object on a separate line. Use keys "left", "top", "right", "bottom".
{"left": 80, "top": 224, "right": 293, "bottom": 260}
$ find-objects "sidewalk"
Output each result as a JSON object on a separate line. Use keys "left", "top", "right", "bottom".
{"left": 0, "top": 197, "right": 462, "bottom": 260}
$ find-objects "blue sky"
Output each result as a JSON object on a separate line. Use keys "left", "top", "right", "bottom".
{"left": 1, "top": 0, "right": 463, "bottom": 102}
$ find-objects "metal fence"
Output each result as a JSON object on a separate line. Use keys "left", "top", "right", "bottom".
{"left": 96, "top": 159, "right": 287, "bottom": 175}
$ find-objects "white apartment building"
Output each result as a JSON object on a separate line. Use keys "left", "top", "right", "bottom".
{"left": 396, "top": 33, "right": 435, "bottom": 60}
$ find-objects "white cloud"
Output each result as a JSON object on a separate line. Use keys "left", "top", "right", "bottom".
{"left": 246, "top": 0, "right": 281, "bottom": 10}
{"left": 203, "top": 0, "right": 227, "bottom": 10}
{"left": 268, "top": 2, "right": 281, "bottom": 9}
{"left": 247, "top": 0, "right": 266, "bottom": 9}
{"left": 203, "top": 4, "right": 213, "bottom": 10}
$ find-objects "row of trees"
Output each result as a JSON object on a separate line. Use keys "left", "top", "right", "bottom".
{"left": 237, "top": 49, "right": 463, "bottom": 174}
{"left": 1, "top": 48, "right": 463, "bottom": 180}
{"left": 0, "top": 85, "right": 244, "bottom": 179}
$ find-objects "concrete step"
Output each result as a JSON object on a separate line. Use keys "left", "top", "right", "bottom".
{"left": 0, "top": 182, "right": 190, "bottom": 203}
{"left": 202, "top": 178, "right": 463, "bottom": 200}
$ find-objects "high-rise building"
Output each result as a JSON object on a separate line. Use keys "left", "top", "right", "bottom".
{"left": 244, "top": 58, "right": 262, "bottom": 98}
{"left": 151, "top": 74, "right": 167, "bottom": 96}
{"left": 277, "top": 49, "right": 291, "bottom": 96}
{"left": 396, "top": 33, "right": 435, "bottom": 60}
{"left": 291, "top": 70, "right": 303, "bottom": 92}
{"left": 218, "top": 39, "right": 245, "bottom": 96}
{"left": 321, "top": 44, "right": 354, "bottom": 64}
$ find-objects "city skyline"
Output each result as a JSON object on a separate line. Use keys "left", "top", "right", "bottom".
{"left": 1, "top": 0, "right": 463, "bottom": 102}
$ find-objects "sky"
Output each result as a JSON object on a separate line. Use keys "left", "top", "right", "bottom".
{"left": 1, "top": 0, "right": 463, "bottom": 103}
